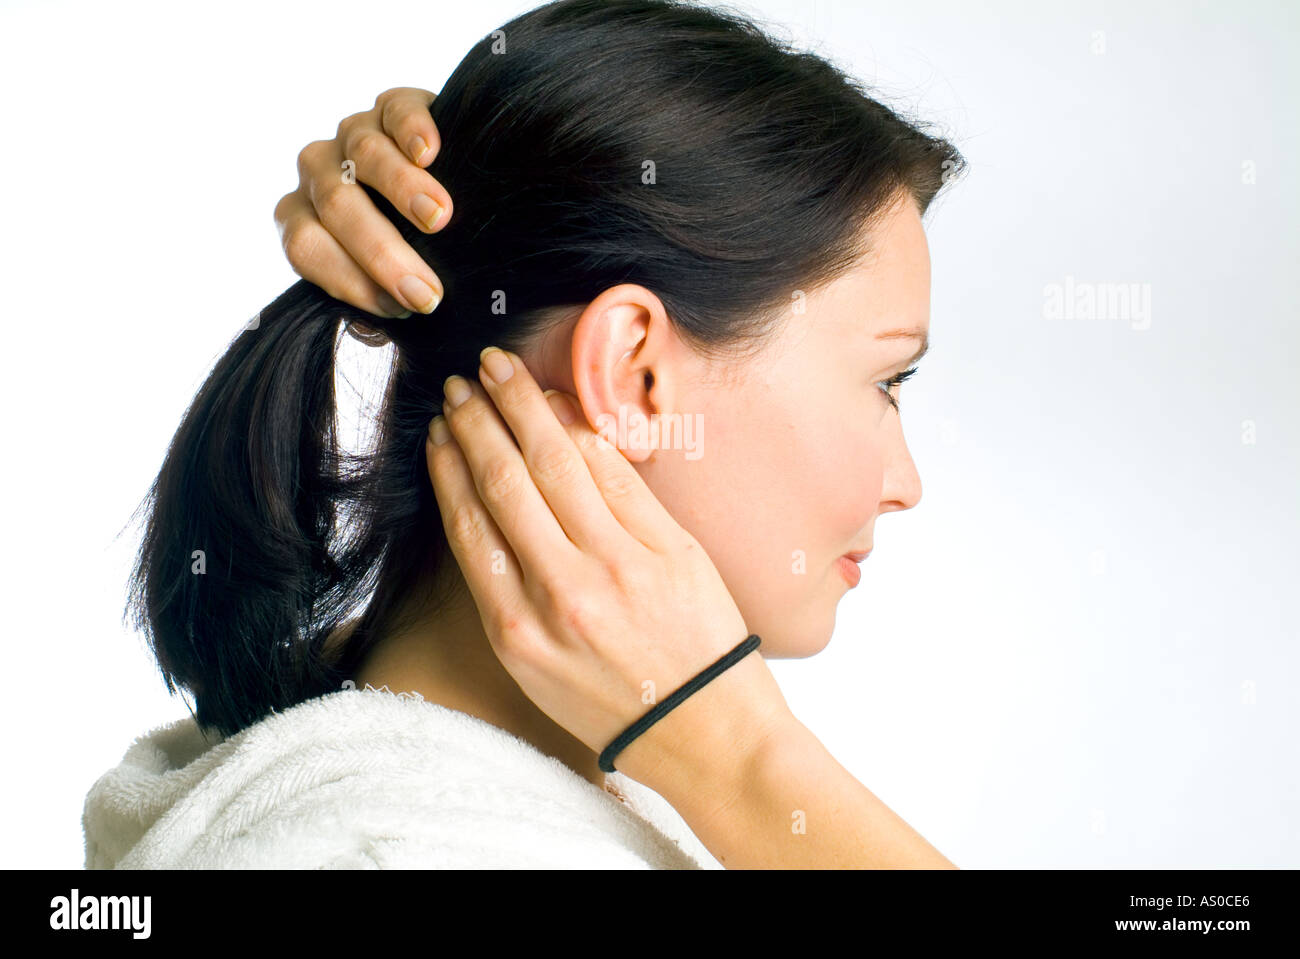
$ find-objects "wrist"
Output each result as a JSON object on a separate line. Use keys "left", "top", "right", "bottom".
{"left": 611, "top": 650, "right": 795, "bottom": 823}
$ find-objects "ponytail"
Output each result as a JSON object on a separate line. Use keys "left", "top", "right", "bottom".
{"left": 126, "top": 280, "right": 366, "bottom": 736}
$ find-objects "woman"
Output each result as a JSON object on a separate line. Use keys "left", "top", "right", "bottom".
{"left": 84, "top": 0, "right": 965, "bottom": 868}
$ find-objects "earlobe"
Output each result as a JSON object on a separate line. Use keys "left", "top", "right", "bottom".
{"left": 591, "top": 407, "right": 661, "bottom": 465}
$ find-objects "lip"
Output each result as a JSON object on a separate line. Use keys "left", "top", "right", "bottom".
{"left": 837, "top": 550, "right": 870, "bottom": 588}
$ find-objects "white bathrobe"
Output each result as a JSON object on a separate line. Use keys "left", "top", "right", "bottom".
{"left": 82, "top": 686, "right": 724, "bottom": 869}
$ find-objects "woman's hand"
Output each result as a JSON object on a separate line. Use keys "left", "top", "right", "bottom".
{"left": 273, "top": 87, "right": 453, "bottom": 325}
{"left": 424, "top": 349, "right": 795, "bottom": 803}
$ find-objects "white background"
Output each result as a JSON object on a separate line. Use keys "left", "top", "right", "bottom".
{"left": 0, "top": 0, "right": 1295, "bottom": 868}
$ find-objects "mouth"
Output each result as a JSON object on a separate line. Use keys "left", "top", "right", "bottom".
{"left": 836, "top": 551, "right": 867, "bottom": 588}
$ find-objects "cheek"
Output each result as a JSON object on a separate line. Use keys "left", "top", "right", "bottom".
{"left": 629, "top": 390, "right": 883, "bottom": 587}
{"left": 734, "top": 393, "right": 888, "bottom": 547}
{"left": 629, "top": 391, "right": 884, "bottom": 657}
{"left": 634, "top": 389, "right": 817, "bottom": 569}
{"left": 798, "top": 405, "right": 887, "bottom": 538}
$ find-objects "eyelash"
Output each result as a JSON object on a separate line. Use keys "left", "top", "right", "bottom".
{"left": 876, "top": 366, "right": 919, "bottom": 411}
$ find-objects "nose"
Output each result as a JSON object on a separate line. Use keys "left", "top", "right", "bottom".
{"left": 878, "top": 414, "right": 922, "bottom": 514}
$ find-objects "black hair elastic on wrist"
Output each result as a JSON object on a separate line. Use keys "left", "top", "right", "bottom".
{"left": 598, "top": 634, "right": 762, "bottom": 774}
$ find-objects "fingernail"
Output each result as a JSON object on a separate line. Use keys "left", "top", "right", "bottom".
{"left": 398, "top": 275, "right": 441, "bottom": 314}
{"left": 375, "top": 291, "right": 410, "bottom": 318}
{"left": 429, "top": 415, "right": 450, "bottom": 445}
{"left": 408, "top": 135, "right": 431, "bottom": 165}
{"left": 545, "top": 390, "right": 577, "bottom": 425}
{"left": 411, "top": 194, "right": 444, "bottom": 231}
{"left": 479, "top": 346, "right": 514, "bottom": 384}
{"left": 444, "top": 375, "right": 472, "bottom": 408}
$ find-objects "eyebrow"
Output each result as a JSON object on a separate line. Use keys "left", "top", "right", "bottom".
{"left": 875, "top": 327, "right": 930, "bottom": 366}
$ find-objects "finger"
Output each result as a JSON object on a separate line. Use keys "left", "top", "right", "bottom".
{"left": 345, "top": 321, "right": 391, "bottom": 346}
{"left": 275, "top": 190, "right": 412, "bottom": 318}
{"left": 343, "top": 101, "right": 453, "bottom": 235}
{"left": 546, "top": 391, "right": 691, "bottom": 555}
{"left": 376, "top": 87, "right": 440, "bottom": 167}
{"left": 424, "top": 417, "right": 528, "bottom": 637}
{"left": 473, "top": 348, "right": 634, "bottom": 555}
{"left": 299, "top": 141, "right": 444, "bottom": 314}
{"left": 440, "top": 375, "right": 585, "bottom": 583}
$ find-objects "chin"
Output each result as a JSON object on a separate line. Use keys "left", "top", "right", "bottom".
{"left": 754, "top": 622, "right": 835, "bottom": 659}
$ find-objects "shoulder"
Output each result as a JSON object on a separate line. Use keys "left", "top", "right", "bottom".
{"left": 120, "top": 689, "right": 681, "bottom": 868}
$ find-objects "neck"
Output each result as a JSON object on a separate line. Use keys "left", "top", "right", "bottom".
{"left": 343, "top": 574, "right": 609, "bottom": 792}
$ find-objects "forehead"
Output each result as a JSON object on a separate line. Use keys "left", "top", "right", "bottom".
{"left": 814, "top": 197, "right": 932, "bottom": 342}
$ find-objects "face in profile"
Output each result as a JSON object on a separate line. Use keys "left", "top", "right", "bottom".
{"left": 531, "top": 191, "right": 930, "bottom": 658}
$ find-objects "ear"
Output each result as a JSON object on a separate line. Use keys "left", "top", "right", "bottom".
{"left": 569, "top": 284, "right": 680, "bottom": 465}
